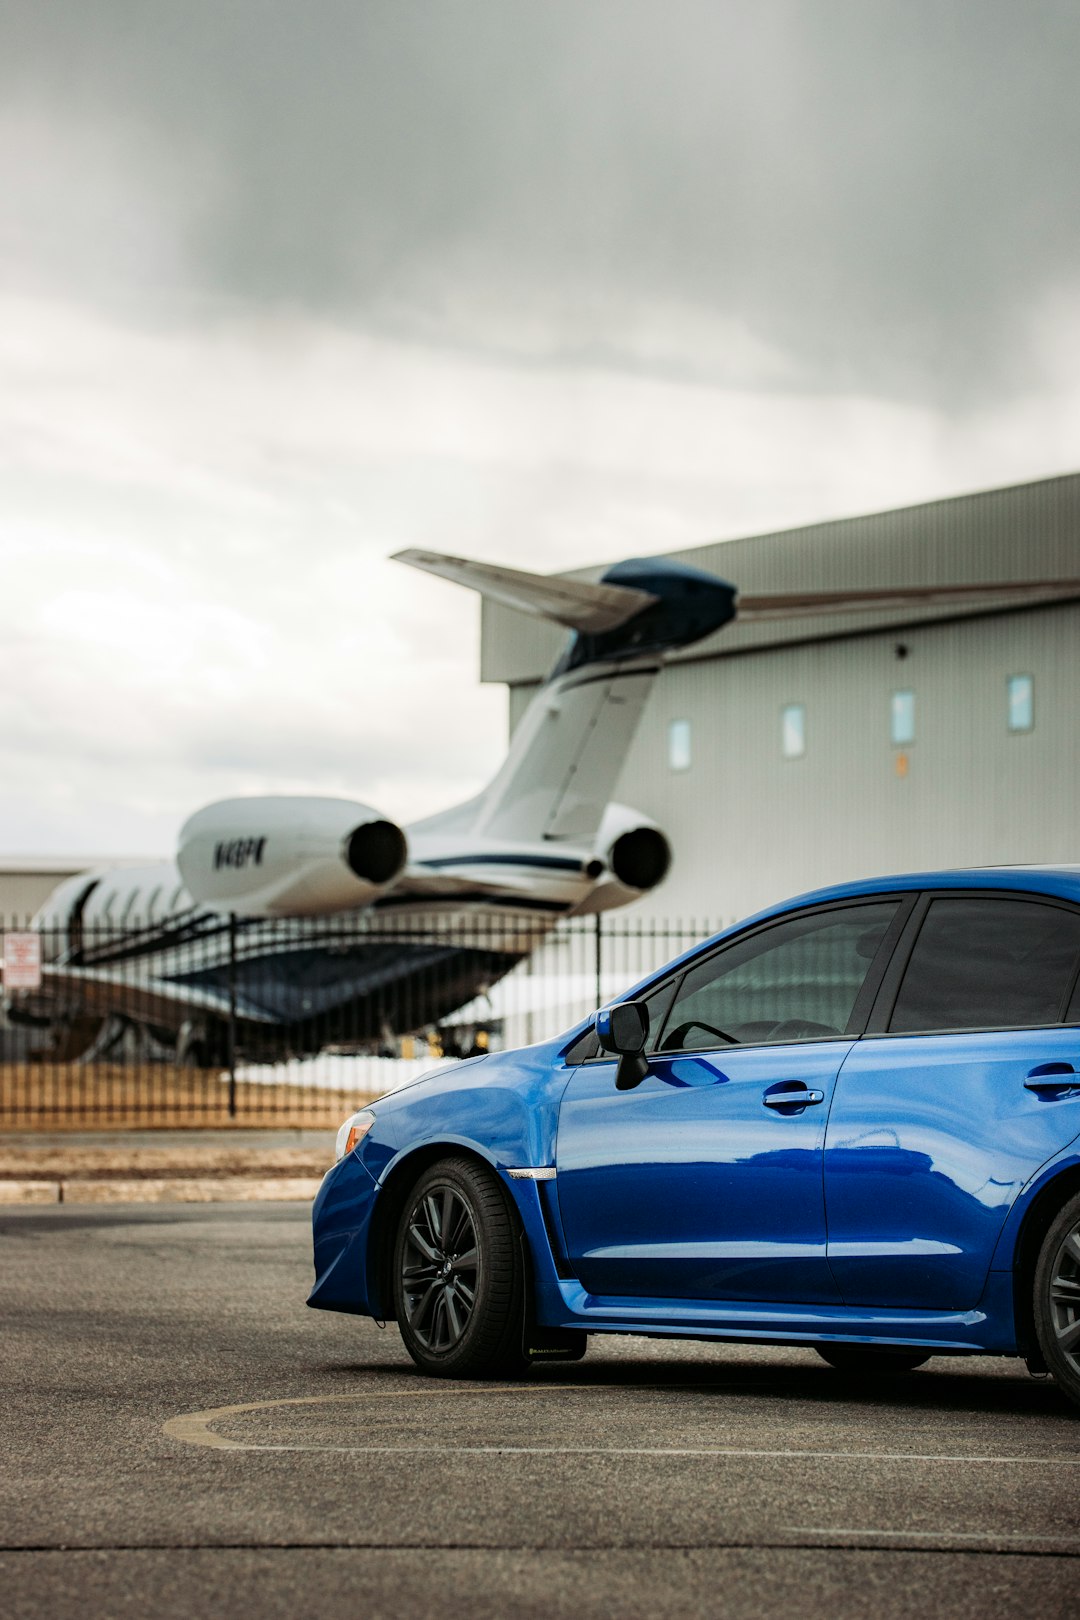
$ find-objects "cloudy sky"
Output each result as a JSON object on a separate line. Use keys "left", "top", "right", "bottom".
{"left": 3, "top": 0, "right": 1080, "bottom": 856}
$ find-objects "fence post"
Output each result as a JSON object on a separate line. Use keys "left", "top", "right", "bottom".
{"left": 594, "top": 911, "right": 603, "bottom": 1009}
{"left": 227, "top": 912, "right": 238, "bottom": 1119}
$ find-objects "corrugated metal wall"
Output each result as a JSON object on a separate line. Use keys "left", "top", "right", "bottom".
{"left": 492, "top": 474, "right": 1080, "bottom": 920}
{"left": 609, "top": 599, "right": 1080, "bottom": 920}
{"left": 483, "top": 471, "right": 1080, "bottom": 685}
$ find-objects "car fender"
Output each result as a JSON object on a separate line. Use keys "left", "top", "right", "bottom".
{"left": 989, "top": 1140, "right": 1080, "bottom": 1273}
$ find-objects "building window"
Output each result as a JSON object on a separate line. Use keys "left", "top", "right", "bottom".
{"left": 668, "top": 718, "right": 691, "bottom": 771}
{"left": 891, "top": 689, "right": 915, "bottom": 746}
{"left": 781, "top": 703, "right": 805, "bottom": 759}
{"left": 1007, "top": 674, "right": 1034, "bottom": 732}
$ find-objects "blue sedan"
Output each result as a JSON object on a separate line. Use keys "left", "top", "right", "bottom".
{"left": 310, "top": 865, "right": 1080, "bottom": 1408}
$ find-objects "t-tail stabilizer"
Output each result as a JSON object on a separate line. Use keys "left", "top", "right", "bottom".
{"left": 397, "top": 550, "right": 735, "bottom": 863}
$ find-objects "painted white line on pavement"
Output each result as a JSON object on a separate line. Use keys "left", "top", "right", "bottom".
{"left": 163, "top": 1389, "right": 1080, "bottom": 1466}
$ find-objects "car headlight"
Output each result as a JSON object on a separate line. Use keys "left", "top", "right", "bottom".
{"left": 335, "top": 1109, "right": 376, "bottom": 1162}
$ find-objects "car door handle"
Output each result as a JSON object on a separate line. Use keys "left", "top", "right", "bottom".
{"left": 1024, "top": 1063, "right": 1080, "bottom": 1096}
{"left": 762, "top": 1087, "right": 825, "bottom": 1108}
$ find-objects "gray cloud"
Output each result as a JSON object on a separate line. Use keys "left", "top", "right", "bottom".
{"left": 4, "top": 1, "right": 1080, "bottom": 857}
{"left": 4, "top": 1, "right": 1080, "bottom": 403}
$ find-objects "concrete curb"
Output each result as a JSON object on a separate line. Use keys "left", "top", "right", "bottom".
{"left": 0, "top": 1176, "right": 323, "bottom": 1205}
{"left": 0, "top": 1180, "right": 60, "bottom": 1204}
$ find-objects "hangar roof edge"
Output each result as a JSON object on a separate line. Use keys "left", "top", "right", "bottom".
{"left": 481, "top": 469, "right": 1080, "bottom": 685}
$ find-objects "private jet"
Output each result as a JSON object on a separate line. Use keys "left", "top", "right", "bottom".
{"left": 7, "top": 551, "right": 1080, "bottom": 1065}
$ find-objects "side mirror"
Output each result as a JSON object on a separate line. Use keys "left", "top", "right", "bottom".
{"left": 595, "top": 1001, "right": 650, "bottom": 1091}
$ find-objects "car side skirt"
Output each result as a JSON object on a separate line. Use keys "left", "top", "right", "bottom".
{"left": 507, "top": 1172, "right": 1019, "bottom": 1355}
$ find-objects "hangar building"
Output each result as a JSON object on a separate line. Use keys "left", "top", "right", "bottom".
{"left": 480, "top": 472, "right": 1080, "bottom": 925}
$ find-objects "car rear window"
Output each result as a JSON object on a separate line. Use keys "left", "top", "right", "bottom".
{"left": 889, "top": 895, "right": 1080, "bottom": 1034}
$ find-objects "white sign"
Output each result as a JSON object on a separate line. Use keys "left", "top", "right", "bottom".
{"left": 2, "top": 932, "right": 42, "bottom": 991}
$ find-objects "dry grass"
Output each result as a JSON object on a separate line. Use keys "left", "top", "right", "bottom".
{"left": 0, "top": 1062, "right": 376, "bottom": 1131}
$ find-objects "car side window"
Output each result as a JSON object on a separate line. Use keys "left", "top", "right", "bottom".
{"left": 1069, "top": 971, "right": 1080, "bottom": 1025}
{"left": 563, "top": 1026, "right": 601, "bottom": 1064}
{"left": 564, "top": 976, "right": 678, "bottom": 1065}
{"left": 888, "top": 896, "right": 1080, "bottom": 1034}
{"left": 655, "top": 901, "right": 900, "bottom": 1052}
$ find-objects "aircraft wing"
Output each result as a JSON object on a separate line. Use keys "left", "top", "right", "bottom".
{"left": 10, "top": 964, "right": 272, "bottom": 1029}
{"left": 393, "top": 549, "right": 658, "bottom": 633}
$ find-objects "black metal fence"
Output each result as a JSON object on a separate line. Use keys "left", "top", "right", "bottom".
{"left": 0, "top": 912, "right": 719, "bottom": 1127}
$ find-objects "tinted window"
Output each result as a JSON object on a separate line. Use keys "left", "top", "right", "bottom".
{"left": 889, "top": 896, "right": 1080, "bottom": 1034}
{"left": 656, "top": 902, "right": 899, "bottom": 1052}
{"left": 565, "top": 977, "right": 678, "bottom": 1065}
{"left": 564, "top": 1026, "right": 600, "bottom": 1064}
{"left": 1068, "top": 971, "right": 1080, "bottom": 1025}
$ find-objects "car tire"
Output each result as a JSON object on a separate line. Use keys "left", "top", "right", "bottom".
{"left": 392, "top": 1156, "right": 528, "bottom": 1379}
{"left": 1032, "top": 1189, "right": 1080, "bottom": 1413}
{"left": 814, "top": 1345, "right": 932, "bottom": 1376}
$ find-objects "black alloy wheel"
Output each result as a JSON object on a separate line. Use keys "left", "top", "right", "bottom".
{"left": 392, "top": 1156, "right": 527, "bottom": 1378}
{"left": 815, "top": 1344, "right": 932, "bottom": 1376}
{"left": 1033, "top": 1190, "right": 1080, "bottom": 1413}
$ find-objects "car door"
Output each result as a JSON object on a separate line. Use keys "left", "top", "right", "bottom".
{"left": 555, "top": 896, "right": 907, "bottom": 1304}
{"left": 824, "top": 891, "right": 1080, "bottom": 1311}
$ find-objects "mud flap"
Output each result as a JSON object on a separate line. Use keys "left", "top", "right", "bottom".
{"left": 517, "top": 1229, "right": 587, "bottom": 1362}
{"left": 523, "top": 1325, "right": 588, "bottom": 1363}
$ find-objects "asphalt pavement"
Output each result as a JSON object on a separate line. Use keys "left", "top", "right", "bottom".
{"left": 2, "top": 1203, "right": 1079, "bottom": 1618}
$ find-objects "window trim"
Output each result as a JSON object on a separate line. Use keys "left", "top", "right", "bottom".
{"left": 863, "top": 888, "right": 1080, "bottom": 1039}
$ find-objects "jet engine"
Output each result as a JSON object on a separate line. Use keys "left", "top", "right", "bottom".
{"left": 177, "top": 797, "right": 408, "bottom": 917}
{"left": 571, "top": 804, "right": 673, "bottom": 915}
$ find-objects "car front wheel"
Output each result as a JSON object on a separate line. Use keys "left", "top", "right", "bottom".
{"left": 1033, "top": 1190, "right": 1080, "bottom": 1413}
{"left": 392, "top": 1156, "right": 527, "bottom": 1378}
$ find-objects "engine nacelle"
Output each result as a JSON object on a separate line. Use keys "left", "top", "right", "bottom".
{"left": 177, "top": 797, "right": 408, "bottom": 917}
{"left": 570, "top": 804, "right": 673, "bottom": 916}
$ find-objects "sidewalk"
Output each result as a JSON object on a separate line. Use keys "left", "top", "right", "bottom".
{"left": 0, "top": 1129, "right": 337, "bottom": 1205}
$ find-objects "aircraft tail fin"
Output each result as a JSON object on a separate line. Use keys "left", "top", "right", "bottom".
{"left": 401, "top": 549, "right": 738, "bottom": 847}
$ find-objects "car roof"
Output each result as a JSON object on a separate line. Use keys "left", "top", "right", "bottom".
{"left": 601, "top": 864, "right": 1080, "bottom": 1014}
{"left": 769, "top": 863, "right": 1080, "bottom": 913}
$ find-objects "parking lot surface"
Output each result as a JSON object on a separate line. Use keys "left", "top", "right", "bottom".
{"left": 2, "top": 1203, "right": 1079, "bottom": 1618}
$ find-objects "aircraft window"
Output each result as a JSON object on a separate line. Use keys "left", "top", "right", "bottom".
{"left": 656, "top": 902, "right": 899, "bottom": 1052}
{"left": 889, "top": 897, "right": 1080, "bottom": 1034}
{"left": 781, "top": 703, "right": 805, "bottom": 759}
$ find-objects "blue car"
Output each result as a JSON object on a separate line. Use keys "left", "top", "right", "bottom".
{"left": 310, "top": 865, "right": 1080, "bottom": 1408}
